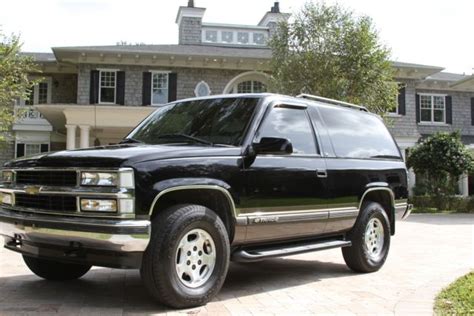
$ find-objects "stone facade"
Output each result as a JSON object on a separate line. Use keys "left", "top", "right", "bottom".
{"left": 179, "top": 17, "right": 203, "bottom": 45}
{"left": 0, "top": 140, "right": 15, "bottom": 167}
{"left": 51, "top": 73, "right": 77, "bottom": 104}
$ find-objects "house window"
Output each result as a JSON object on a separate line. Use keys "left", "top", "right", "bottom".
{"left": 222, "top": 31, "right": 233, "bottom": 43}
{"left": 388, "top": 104, "right": 398, "bottom": 115}
{"left": 152, "top": 72, "right": 169, "bottom": 105}
{"left": 237, "top": 80, "right": 267, "bottom": 94}
{"left": 16, "top": 143, "right": 49, "bottom": 158}
{"left": 205, "top": 30, "right": 217, "bottom": 42}
{"left": 253, "top": 33, "right": 266, "bottom": 45}
{"left": 99, "top": 70, "right": 116, "bottom": 104}
{"left": 420, "top": 94, "right": 445, "bottom": 123}
{"left": 238, "top": 32, "right": 249, "bottom": 44}
{"left": 22, "top": 78, "right": 52, "bottom": 106}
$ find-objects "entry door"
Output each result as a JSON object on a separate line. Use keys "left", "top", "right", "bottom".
{"left": 241, "top": 105, "right": 329, "bottom": 243}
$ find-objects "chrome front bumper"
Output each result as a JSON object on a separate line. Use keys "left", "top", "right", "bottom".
{"left": 0, "top": 207, "right": 150, "bottom": 268}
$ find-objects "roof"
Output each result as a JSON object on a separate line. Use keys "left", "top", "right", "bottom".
{"left": 391, "top": 61, "right": 444, "bottom": 71}
{"left": 427, "top": 72, "right": 470, "bottom": 82}
{"left": 21, "top": 52, "right": 56, "bottom": 62}
{"left": 52, "top": 44, "right": 272, "bottom": 59}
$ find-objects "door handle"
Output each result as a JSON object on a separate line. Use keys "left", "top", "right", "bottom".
{"left": 316, "top": 169, "right": 328, "bottom": 178}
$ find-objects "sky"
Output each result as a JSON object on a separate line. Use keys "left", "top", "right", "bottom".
{"left": 0, "top": 0, "right": 472, "bottom": 74}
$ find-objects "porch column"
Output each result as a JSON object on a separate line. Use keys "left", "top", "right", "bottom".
{"left": 459, "top": 173, "right": 469, "bottom": 197}
{"left": 65, "top": 124, "right": 77, "bottom": 150}
{"left": 79, "top": 125, "right": 90, "bottom": 148}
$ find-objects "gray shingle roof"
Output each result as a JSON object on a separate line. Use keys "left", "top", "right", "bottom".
{"left": 427, "top": 72, "right": 469, "bottom": 82}
{"left": 392, "top": 61, "right": 444, "bottom": 70}
{"left": 53, "top": 44, "right": 272, "bottom": 59}
{"left": 21, "top": 52, "right": 56, "bottom": 62}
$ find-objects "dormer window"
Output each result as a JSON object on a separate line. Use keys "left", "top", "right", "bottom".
{"left": 238, "top": 32, "right": 249, "bottom": 44}
{"left": 205, "top": 30, "right": 217, "bottom": 42}
{"left": 222, "top": 31, "right": 233, "bottom": 43}
{"left": 253, "top": 33, "right": 266, "bottom": 45}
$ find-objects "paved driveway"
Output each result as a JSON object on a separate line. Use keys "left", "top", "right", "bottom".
{"left": 0, "top": 214, "right": 472, "bottom": 315}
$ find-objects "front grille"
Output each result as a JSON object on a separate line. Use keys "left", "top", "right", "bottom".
{"left": 15, "top": 194, "right": 77, "bottom": 212}
{"left": 16, "top": 170, "right": 77, "bottom": 187}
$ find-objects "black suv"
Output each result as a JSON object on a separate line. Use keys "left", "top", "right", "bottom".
{"left": 0, "top": 94, "right": 411, "bottom": 308}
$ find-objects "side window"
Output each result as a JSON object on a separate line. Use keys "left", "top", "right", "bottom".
{"left": 318, "top": 106, "right": 400, "bottom": 159}
{"left": 256, "top": 107, "right": 318, "bottom": 155}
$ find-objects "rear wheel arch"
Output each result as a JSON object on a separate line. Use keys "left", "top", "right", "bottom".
{"left": 149, "top": 185, "right": 237, "bottom": 241}
{"left": 358, "top": 188, "right": 395, "bottom": 235}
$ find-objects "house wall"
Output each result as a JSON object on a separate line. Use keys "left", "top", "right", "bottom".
{"left": 0, "top": 141, "right": 15, "bottom": 167}
{"left": 51, "top": 73, "right": 77, "bottom": 104}
{"left": 388, "top": 79, "right": 474, "bottom": 140}
{"left": 76, "top": 64, "right": 243, "bottom": 105}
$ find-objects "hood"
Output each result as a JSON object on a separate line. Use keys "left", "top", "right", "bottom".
{"left": 4, "top": 144, "right": 242, "bottom": 168}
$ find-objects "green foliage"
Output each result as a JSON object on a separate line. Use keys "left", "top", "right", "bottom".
{"left": 0, "top": 31, "right": 40, "bottom": 145}
{"left": 268, "top": 2, "right": 398, "bottom": 114}
{"left": 407, "top": 132, "right": 473, "bottom": 209}
{"left": 410, "top": 195, "right": 474, "bottom": 213}
{"left": 435, "top": 272, "right": 474, "bottom": 315}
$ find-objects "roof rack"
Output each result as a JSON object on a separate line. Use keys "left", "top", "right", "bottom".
{"left": 296, "top": 94, "right": 368, "bottom": 112}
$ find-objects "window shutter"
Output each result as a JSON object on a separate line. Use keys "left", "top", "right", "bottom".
{"left": 16, "top": 144, "right": 25, "bottom": 158}
{"left": 415, "top": 94, "right": 420, "bottom": 123}
{"left": 40, "top": 144, "right": 49, "bottom": 153}
{"left": 168, "top": 73, "right": 178, "bottom": 102}
{"left": 445, "top": 96, "right": 452, "bottom": 124}
{"left": 90, "top": 70, "right": 99, "bottom": 104}
{"left": 116, "top": 71, "right": 126, "bottom": 105}
{"left": 471, "top": 98, "right": 474, "bottom": 125}
{"left": 142, "top": 72, "right": 152, "bottom": 106}
{"left": 397, "top": 86, "right": 406, "bottom": 115}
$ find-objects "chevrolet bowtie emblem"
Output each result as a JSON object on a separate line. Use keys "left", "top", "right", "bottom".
{"left": 25, "top": 186, "right": 42, "bottom": 195}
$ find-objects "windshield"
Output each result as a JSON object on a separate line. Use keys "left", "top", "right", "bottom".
{"left": 125, "top": 97, "right": 260, "bottom": 146}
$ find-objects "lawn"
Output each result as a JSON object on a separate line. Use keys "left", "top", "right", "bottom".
{"left": 434, "top": 272, "right": 474, "bottom": 315}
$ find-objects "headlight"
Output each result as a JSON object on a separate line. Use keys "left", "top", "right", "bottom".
{"left": 1, "top": 171, "right": 13, "bottom": 183}
{"left": 80, "top": 199, "right": 117, "bottom": 212}
{"left": 80, "top": 169, "right": 134, "bottom": 188}
{"left": 0, "top": 192, "right": 13, "bottom": 205}
{"left": 81, "top": 172, "right": 118, "bottom": 186}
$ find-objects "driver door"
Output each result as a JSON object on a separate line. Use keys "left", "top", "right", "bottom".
{"left": 241, "top": 104, "right": 329, "bottom": 243}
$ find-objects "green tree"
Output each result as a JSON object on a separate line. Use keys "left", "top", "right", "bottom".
{"left": 0, "top": 31, "right": 39, "bottom": 145}
{"left": 407, "top": 132, "right": 474, "bottom": 209}
{"left": 269, "top": 2, "right": 398, "bottom": 114}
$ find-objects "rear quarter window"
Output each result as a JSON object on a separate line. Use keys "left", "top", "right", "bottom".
{"left": 318, "top": 105, "right": 400, "bottom": 159}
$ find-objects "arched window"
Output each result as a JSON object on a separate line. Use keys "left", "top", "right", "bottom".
{"left": 235, "top": 80, "right": 267, "bottom": 94}
{"left": 223, "top": 71, "right": 270, "bottom": 94}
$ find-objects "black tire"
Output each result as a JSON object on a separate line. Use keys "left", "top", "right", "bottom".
{"left": 342, "top": 202, "right": 391, "bottom": 273}
{"left": 140, "top": 204, "right": 230, "bottom": 309}
{"left": 22, "top": 255, "right": 91, "bottom": 280}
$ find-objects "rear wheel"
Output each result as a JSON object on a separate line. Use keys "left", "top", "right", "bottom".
{"left": 23, "top": 255, "right": 91, "bottom": 280}
{"left": 140, "top": 204, "right": 230, "bottom": 308}
{"left": 342, "top": 202, "right": 390, "bottom": 272}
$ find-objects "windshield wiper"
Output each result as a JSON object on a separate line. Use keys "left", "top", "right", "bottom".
{"left": 120, "top": 138, "right": 144, "bottom": 144}
{"left": 157, "top": 133, "right": 214, "bottom": 146}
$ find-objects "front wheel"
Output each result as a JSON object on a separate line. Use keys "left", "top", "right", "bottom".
{"left": 23, "top": 255, "right": 91, "bottom": 280}
{"left": 140, "top": 204, "right": 230, "bottom": 308}
{"left": 342, "top": 202, "right": 391, "bottom": 273}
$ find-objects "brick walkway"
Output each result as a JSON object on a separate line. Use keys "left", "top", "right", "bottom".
{"left": 0, "top": 214, "right": 472, "bottom": 315}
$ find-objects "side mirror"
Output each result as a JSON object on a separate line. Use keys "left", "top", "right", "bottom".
{"left": 253, "top": 137, "right": 293, "bottom": 155}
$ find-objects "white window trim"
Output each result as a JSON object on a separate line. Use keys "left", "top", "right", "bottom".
{"left": 194, "top": 81, "right": 211, "bottom": 97}
{"left": 98, "top": 70, "right": 117, "bottom": 105}
{"left": 201, "top": 28, "right": 268, "bottom": 46}
{"left": 419, "top": 93, "right": 447, "bottom": 124}
{"left": 150, "top": 71, "right": 170, "bottom": 106}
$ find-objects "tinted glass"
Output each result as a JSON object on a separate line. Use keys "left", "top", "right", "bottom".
{"left": 318, "top": 106, "right": 400, "bottom": 159}
{"left": 257, "top": 107, "right": 317, "bottom": 155}
{"left": 127, "top": 97, "right": 259, "bottom": 146}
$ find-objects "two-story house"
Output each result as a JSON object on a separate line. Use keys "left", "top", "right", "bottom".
{"left": 4, "top": 1, "right": 474, "bottom": 195}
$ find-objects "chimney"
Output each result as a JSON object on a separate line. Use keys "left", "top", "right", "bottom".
{"left": 258, "top": 1, "right": 290, "bottom": 38}
{"left": 271, "top": 2, "right": 280, "bottom": 13}
{"left": 176, "top": 1, "right": 206, "bottom": 45}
